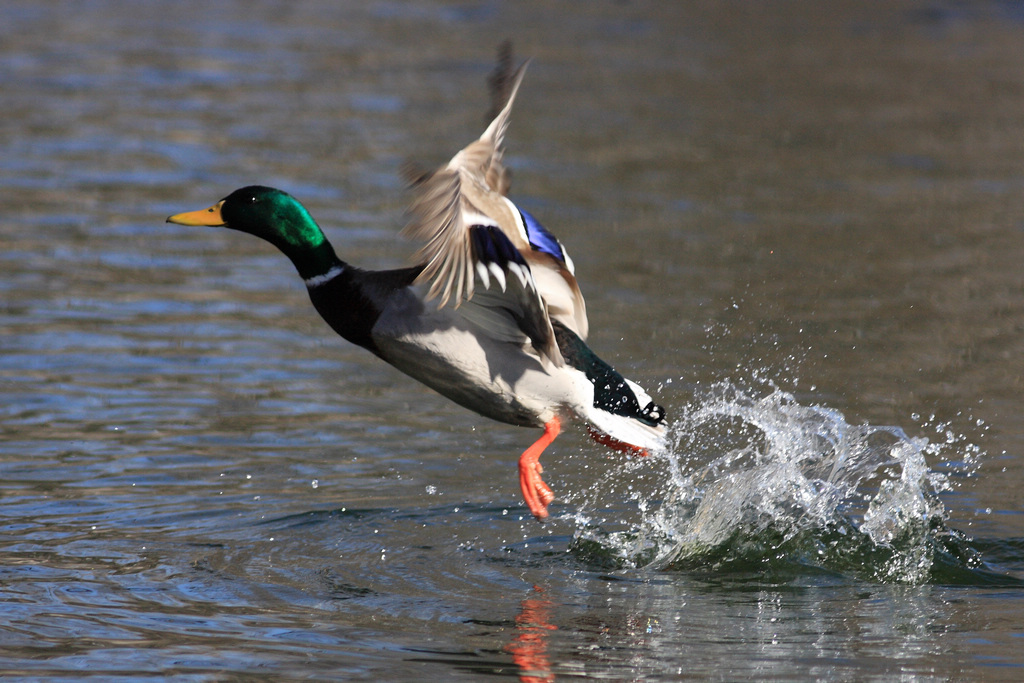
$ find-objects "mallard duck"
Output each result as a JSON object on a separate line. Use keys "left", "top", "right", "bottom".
{"left": 167, "top": 62, "right": 667, "bottom": 519}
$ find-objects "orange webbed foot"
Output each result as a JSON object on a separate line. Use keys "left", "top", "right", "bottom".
{"left": 518, "top": 418, "right": 561, "bottom": 520}
{"left": 586, "top": 426, "right": 649, "bottom": 457}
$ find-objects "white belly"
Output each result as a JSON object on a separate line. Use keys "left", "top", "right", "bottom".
{"left": 371, "top": 291, "right": 580, "bottom": 427}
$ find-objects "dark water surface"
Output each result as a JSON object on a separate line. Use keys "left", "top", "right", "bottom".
{"left": 4, "top": 1, "right": 1024, "bottom": 679}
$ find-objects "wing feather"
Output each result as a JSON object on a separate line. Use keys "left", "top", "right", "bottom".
{"left": 402, "top": 61, "right": 530, "bottom": 309}
{"left": 402, "top": 59, "right": 587, "bottom": 366}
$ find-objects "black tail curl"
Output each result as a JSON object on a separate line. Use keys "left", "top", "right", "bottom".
{"left": 552, "top": 321, "right": 666, "bottom": 428}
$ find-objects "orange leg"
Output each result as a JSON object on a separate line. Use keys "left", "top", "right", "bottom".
{"left": 586, "top": 425, "right": 649, "bottom": 457}
{"left": 519, "top": 417, "right": 561, "bottom": 520}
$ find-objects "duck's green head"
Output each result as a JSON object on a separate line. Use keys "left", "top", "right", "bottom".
{"left": 168, "top": 186, "right": 338, "bottom": 279}
{"left": 168, "top": 185, "right": 328, "bottom": 248}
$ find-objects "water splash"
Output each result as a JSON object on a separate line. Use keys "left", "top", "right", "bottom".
{"left": 571, "top": 381, "right": 992, "bottom": 584}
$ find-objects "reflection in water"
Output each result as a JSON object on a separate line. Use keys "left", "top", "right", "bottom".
{"left": 507, "top": 586, "right": 557, "bottom": 683}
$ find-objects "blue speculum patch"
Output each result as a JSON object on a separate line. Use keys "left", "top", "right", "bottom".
{"left": 519, "top": 207, "right": 566, "bottom": 264}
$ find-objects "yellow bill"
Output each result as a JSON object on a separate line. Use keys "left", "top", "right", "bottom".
{"left": 166, "top": 201, "right": 226, "bottom": 226}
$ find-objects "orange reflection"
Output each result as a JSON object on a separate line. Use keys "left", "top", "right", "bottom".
{"left": 506, "top": 585, "right": 557, "bottom": 682}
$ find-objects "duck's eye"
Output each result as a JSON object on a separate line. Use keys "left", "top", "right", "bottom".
{"left": 248, "top": 195, "right": 260, "bottom": 204}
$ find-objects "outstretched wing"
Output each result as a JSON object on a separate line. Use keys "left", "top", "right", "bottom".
{"left": 402, "top": 58, "right": 590, "bottom": 364}
{"left": 403, "top": 61, "right": 531, "bottom": 308}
